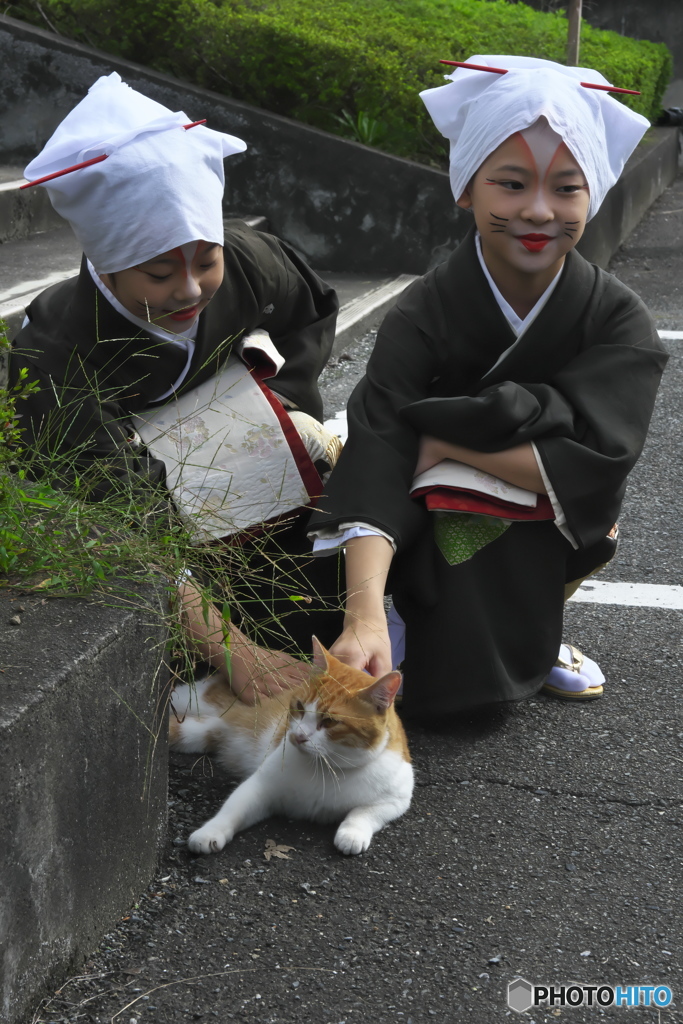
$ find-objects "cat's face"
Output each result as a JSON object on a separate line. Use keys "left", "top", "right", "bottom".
{"left": 287, "top": 640, "right": 402, "bottom": 769}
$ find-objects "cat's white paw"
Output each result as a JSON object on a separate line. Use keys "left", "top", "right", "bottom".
{"left": 334, "top": 823, "right": 373, "bottom": 856}
{"left": 188, "top": 823, "right": 232, "bottom": 855}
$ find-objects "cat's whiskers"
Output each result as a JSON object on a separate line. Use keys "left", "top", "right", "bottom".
{"left": 305, "top": 745, "right": 345, "bottom": 790}
{"left": 319, "top": 753, "right": 344, "bottom": 790}
{"left": 323, "top": 748, "right": 357, "bottom": 772}
{"left": 306, "top": 748, "right": 331, "bottom": 797}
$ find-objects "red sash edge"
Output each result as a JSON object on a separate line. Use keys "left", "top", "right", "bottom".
{"left": 412, "top": 486, "right": 556, "bottom": 522}
{"left": 210, "top": 375, "right": 324, "bottom": 549}
{"left": 251, "top": 372, "right": 323, "bottom": 507}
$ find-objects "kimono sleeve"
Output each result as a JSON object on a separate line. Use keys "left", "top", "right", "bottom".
{"left": 534, "top": 295, "right": 667, "bottom": 549}
{"left": 309, "top": 277, "right": 442, "bottom": 550}
{"left": 248, "top": 234, "right": 338, "bottom": 421}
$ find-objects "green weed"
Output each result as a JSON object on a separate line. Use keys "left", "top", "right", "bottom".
{"left": 332, "top": 109, "right": 387, "bottom": 147}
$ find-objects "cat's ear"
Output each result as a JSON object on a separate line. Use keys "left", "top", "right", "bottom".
{"left": 311, "top": 636, "right": 330, "bottom": 672}
{"left": 362, "top": 671, "right": 402, "bottom": 711}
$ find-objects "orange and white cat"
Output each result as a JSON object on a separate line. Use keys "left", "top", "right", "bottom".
{"left": 169, "top": 638, "right": 413, "bottom": 856}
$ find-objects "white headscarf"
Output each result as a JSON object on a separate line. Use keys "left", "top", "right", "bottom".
{"left": 420, "top": 55, "right": 650, "bottom": 220}
{"left": 24, "top": 73, "right": 247, "bottom": 272}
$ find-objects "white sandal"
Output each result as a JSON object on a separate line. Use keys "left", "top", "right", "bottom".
{"left": 541, "top": 643, "right": 604, "bottom": 701}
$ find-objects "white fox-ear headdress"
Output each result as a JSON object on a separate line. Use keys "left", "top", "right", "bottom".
{"left": 420, "top": 55, "right": 650, "bottom": 220}
{"left": 23, "top": 72, "right": 247, "bottom": 272}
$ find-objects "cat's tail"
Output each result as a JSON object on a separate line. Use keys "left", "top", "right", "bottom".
{"left": 168, "top": 676, "right": 227, "bottom": 754}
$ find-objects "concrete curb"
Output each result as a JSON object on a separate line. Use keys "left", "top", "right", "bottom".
{"left": 0, "top": 175, "right": 63, "bottom": 244}
{"left": 0, "top": 588, "right": 169, "bottom": 1024}
{"left": 331, "top": 274, "right": 419, "bottom": 353}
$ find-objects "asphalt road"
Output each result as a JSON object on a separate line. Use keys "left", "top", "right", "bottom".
{"left": 30, "top": 174, "right": 683, "bottom": 1024}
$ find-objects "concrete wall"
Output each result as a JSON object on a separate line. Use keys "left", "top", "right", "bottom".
{"left": 0, "top": 587, "right": 169, "bottom": 1024}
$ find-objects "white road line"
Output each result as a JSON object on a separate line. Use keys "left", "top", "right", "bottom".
{"left": 0, "top": 178, "right": 26, "bottom": 192}
{"left": 658, "top": 330, "right": 683, "bottom": 341}
{"left": 336, "top": 274, "right": 418, "bottom": 336}
{"left": 570, "top": 580, "right": 683, "bottom": 609}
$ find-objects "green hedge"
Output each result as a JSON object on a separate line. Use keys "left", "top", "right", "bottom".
{"left": 10, "top": 0, "right": 672, "bottom": 165}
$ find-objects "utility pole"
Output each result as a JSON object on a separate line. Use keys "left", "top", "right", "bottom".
{"left": 567, "top": 0, "right": 583, "bottom": 66}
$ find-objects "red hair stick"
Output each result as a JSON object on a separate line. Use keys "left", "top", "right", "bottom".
{"left": 439, "top": 60, "right": 508, "bottom": 74}
{"left": 20, "top": 119, "right": 208, "bottom": 190}
{"left": 580, "top": 82, "right": 641, "bottom": 95}
{"left": 439, "top": 60, "right": 640, "bottom": 96}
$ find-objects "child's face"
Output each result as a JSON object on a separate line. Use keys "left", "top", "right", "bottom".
{"left": 456, "top": 120, "right": 590, "bottom": 279}
{"left": 102, "top": 241, "right": 224, "bottom": 334}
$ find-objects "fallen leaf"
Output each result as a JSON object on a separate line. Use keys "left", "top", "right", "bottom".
{"left": 264, "top": 839, "right": 296, "bottom": 861}
{"left": 219, "top": 878, "right": 229, "bottom": 884}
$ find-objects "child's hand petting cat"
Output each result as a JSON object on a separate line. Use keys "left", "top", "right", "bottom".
{"left": 337, "top": 535, "right": 394, "bottom": 677}
{"left": 330, "top": 620, "right": 392, "bottom": 678}
{"left": 228, "top": 628, "right": 311, "bottom": 705}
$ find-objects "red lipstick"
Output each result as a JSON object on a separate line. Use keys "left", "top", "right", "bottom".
{"left": 518, "top": 234, "right": 553, "bottom": 252}
{"left": 169, "top": 305, "right": 199, "bottom": 321}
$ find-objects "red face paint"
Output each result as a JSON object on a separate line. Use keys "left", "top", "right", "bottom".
{"left": 166, "top": 242, "right": 202, "bottom": 318}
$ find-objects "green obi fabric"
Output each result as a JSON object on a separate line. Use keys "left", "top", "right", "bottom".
{"left": 434, "top": 511, "right": 510, "bottom": 565}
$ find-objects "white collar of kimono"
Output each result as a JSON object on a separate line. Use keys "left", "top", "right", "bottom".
{"left": 25, "top": 72, "right": 247, "bottom": 273}
{"left": 474, "top": 232, "right": 562, "bottom": 338}
{"left": 88, "top": 260, "right": 196, "bottom": 402}
{"left": 420, "top": 54, "right": 649, "bottom": 220}
{"left": 87, "top": 259, "right": 198, "bottom": 346}
{"left": 87, "top": 265, "right": 288, "bottom": 405}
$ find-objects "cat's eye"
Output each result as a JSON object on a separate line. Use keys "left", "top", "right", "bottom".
{"left": 294, "top": 700, "right": 305, "bottom": 713}
{"left": 320, "top": 716, "right": 334, "bottom": 729}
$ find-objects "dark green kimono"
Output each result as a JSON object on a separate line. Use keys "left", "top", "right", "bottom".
{"left": 309, "top": 229, "right": 668, "bottom": 715}
{"left": 11, "top": 221, "right": 342, "bottom": 651}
